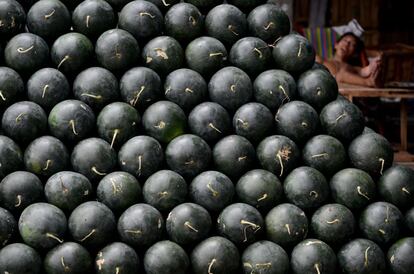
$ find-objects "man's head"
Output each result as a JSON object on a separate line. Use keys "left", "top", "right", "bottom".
{"left": 334, "top": 32, "right": 363, "bottom": 62}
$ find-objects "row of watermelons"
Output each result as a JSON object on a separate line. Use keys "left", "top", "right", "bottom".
{"left": 1, "top": 0, "right": 414, "bottom": 273}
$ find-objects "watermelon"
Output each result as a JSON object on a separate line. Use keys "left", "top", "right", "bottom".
{"left": 406, "top": 207, "right": 414, "bottom": 233}
{"left": 0, "top": 66, "right": 24, "bottom": 109}
{"left": 144, "top": 240, "right": 189, "bottom": 274}
{"left": 0, "top": 0, "right": 26, "bottom": 37}
{"left": 0, "top": 207, "right": 16, "bottom": 247}
{"left": 0, "top": 243, "right": 42, "bottom": 274}
{"left": 387, "top": 237, "right": 414, "bottom": 274}
{"left": 44, "top": 242, "right": 92, "bottom": 274}
{"left": 141, "top": 0, "right": 180, "bottom": 12}
{"left": 0, "top": 135, "right": 23, "bottom": 179}
{"left": 95, "top": 242, "right": 139, "bottom": 274}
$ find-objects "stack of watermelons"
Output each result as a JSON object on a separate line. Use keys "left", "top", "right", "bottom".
{"left": 0, "top": 0, "right": 414, "bottom": 273}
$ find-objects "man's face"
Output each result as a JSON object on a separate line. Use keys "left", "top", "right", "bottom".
{"left": 335, "top": 35, "right": 358, "bottom": 60}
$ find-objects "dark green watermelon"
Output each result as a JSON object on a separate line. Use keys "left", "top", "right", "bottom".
{"left": 48, "top": 100, "right": 96, "bottom": 143}
{"left": 189, "top": 170, "right": 235, "bottom": 213}
{"left": 141, "top": 0, "right": 180, "bottom": 12}
{"left": 120, "top": 67, "right": 163, "bottom": 111}
{"left": 73, "top": 67, "right": 119, "bottom": 110}
{"left": 142, "top": 100, "right": 186, "bottom": 143}
{"left": 95, "top": 29, "right": 140, "bottom": 72}
{"left": 330, "top": 168, "right": 376, "bottom": 210}
{"left": 51, "top": 32, "right": 94, "bottom": 75}
{"left": 359, "top": 201, "right": 404, "bottom": 245}
{"left": 272, "top": 34, "right": 315, "bottom": 75}
{"left": 118, "top": 0, "right": 163, "bottom": 40}
{"left": 256, "top": 135, "right": 301, "bottom": 178}
{"left": 265, "top": 203, "right": 308, "bottom": 248}
{"left": 165, "top": 3, "right": 203, "bottom": 44}
{"left": 26, "top": 0, "right": 71, "bottom": 40}
{"left": 275, "top": 100, "right": 319, "bottom": 145}
{"left": 72, "top": 0, "right": 116, "bottom": 40}
{"left": 166, "top": 134, "right": 211, "bottom": 179}
{"left": 387, "top": 237, "right": 414, "bottom": 274}
{"left": 27, "top": 68, "right": 70, "bottom": 110}
{"left": 97, "top": 171, "right": 141, "bottom": 213}
{"left": 118, "top": 136, "right": 164, "bottom": 180}
{"left": 117, "top": 203, "right": 164, "bottom": 248}
{"left": 164, "top": 68, "right": 207, "bottom": 111}
{"left": 142, "top": 36, "right": 184, "bottom": 76}
{"left": 143, "top": 170, "right": 187, "bottom": 212}
{"left": 297, "top": 68, "right": 338, "bottom": 111}
{"left": 320, "top": 99, "right": 365, "bottom": 143}
{"left": 95, "top": 242, "right": 139, "bottom": 274}
{"left": 236, "top": 169, "right": 283, "bottom": 212}
{"left": 0, "top": 66, "right": 24, "bottom": 109}
{"left": 291, "top": 239, "right": 337, "bottom": 274}
{"left": 68, "top": 201, "right": 116, "bottom": 247}
{"left": 0, "top": 171, "right": 43, "bottom": 213}
{"left": 213, "top": 135, "right": 256, "bottom": 179}
{"left": 247, "top": 4, "right": 290, "bottom": 43}
{"left": 241, "top": 240, "right": 289, "bottom": 274}
{"left": 4, "top": 33, "right": 49, "bottom": 74}
{"left": 0, "top": 243, "right": 42, "bottom": 274}
{"left": 24, "top": 136, "right": 69, "bottom": 177}
{"left": 0, "top": 0, "right": 26, "bottom": 37}
{"left": 71, "top": 138, "right": 117, "bottom": 182}
{"left": 378, "top": 165, "right": 414, "bottom": 209}
{"left": 205, "top": 4, "right": 247, "bottom": 46}
{"left": 166, "top": 202, "right": 212, "bottom": 245}
{"left": 302, "top": 134, "right": 347, "bottom": 177}
{"left": 233, "top": 102, "right": 274, "bottom": 143}
{"left": 18, "top": 202, "right": 67, "bottom": 249}
{"left": 191, "top": 236, "right": 240, "bottom": 274}
{"left": 348, "top": 133, "right": 394, "bottom": 177}
{"left": 0, "top": 135, "right": 23, "bottom": 179}
{"left": 229, "top": 37, "right": 272, "bottom": 76}
{"left": 1, "top": 101, "right": 47, "bottom": 144}
{"left": 406, "top": 207, "right": 414, "bottom": 233}
{"left": 253, "top": 69, "right": 297, "bottom": 112}
{"left": 144, "top": 240, "right": 189, "bottom": 274}
{"left": 311, "top": 203, "right": 355, "bottom": 245}
{"left": 44, "top": 242, "right": 92, "bottom": 274}
{"left": 0, "top": 207, "right": 16, "bottom": 247}
{"left": 209, "top": 66, "right": 253, "bottom": 112}
{"left": 217, "top": 203, "right": 264, "bottom": 244}
{"left": 283, "top": 166, "right": 329, "bottom": 210}
{"left": 45, "top": 171, "right": 93, "bottom": 212}
{"left": 185, "top": 36, "right": 228, "bottom": 77}
{"left": 338, "top": 238, "right": 386, "bottom": 274}
{"left": 97, "top": 102, "right": 140, "bottom": 148}
{"left": 188, "top": 102, "right": 231, "bottom": 143}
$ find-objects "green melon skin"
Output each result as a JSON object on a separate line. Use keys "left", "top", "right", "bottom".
{"left": 236, "top": 169, "right": 283, "bottom": 213}
{"left": 144, "top": 240, "right": 189, "bottom": 274}
{"left": 359, "top": 201, "right": 404, "bottom": 245}
{"left": 329, "top": 168, "right": 376, "bottom": 210}
{"left": 191, "top": 236, "right": 240, "bottom": 274}
{"left": 95, "top": 242, "right": 140, "bottom": 274}
{"left": 0, "top": 66, "right": 25, "bottom": 109}
{"left": 0, "top": 171, "right": 43, "bottom": 214}
{"left": 0, "top": 135, "right": 23, "bottom": 179}
{"left": 166, "top": 202, "right": 212, "bottom": 245}
{"left": 27, "top": 68, "right": 70, "bottom": 110}
{"left": 290, "top": 239, "right": 337, "bottom": 274}
{"left": 51, "top": 33, "right": 94, "bottom": 75}
{"left": 117, "top": 203, "right": 164, "bottom": 248}
{"left": 44, "top": 242, "right": 92, "bottom": 274}
{"left": 72, "top": 0, "right": 117, "bottom": 40}
{"left": 338, "top": 238, "right": 386, "bottom": 274}
{"left": 247, "top": 4, "right": 290, "bottom": 43}
{"left": 0, "top": 0, "right": 26, "bottom": 37}
{"left": 189, "top": 170, "right": 235, "bottom": 213}
{"left": 241, "top": 240, "right": 289, "bottom": 274}
{"left": 0, "top": 243, "right": 42, "bottom": 274}
{"left": 387, "top": 237, "right": 414, "bottom": 274}
{"left": 406, "top": 207, "right": 414, "bottom": 233}
{"left": 18, "top": 202, "right": 67, "bottom": 250}
{"left": 45, "top": 171, "right": 93, "bottom": 213}
{"left": 0, "top": 207, "right": 17, "bottom": 247}
{"left": 378, "top": 165, "right": 414, "bottom": 209}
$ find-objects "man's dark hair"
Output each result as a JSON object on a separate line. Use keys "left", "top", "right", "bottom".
{"left": 337, "top": 32, "right": 365, "bottom": 66}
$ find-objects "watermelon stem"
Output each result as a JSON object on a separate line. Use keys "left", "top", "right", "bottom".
{"left": 86, "top": 15, "right": 90, "bottom": 28}
{"left": 237, "top": 119, "right": 249, "bottom": 128}
{"left": 268, "top": 37, "right": 282, "bottom": 48}
{"left": 208, "top": 123, "right": 222, "bottom": 133}
{"left": 238, "top": 156, "right": 247, "bottom": 161}
{"left": 161, "top": 0, "right": 170, "bottom": 6}
{"left": 46, "top": 232, "right": 64, "bottom": 243}
{"left": 110, "top": 129, "right": 120, "bottom": 148}
{"left": 15, "top": 112, "right": 25, "bottom": 122}
{"left": 137, "top": 155, "right": 142, "bottom": 176}
{"left": 44, "top": 9, "right": 56, "bottom": 19}
{"left": 184, "top": 221, "right": 199, "bottom": 232}
{"left": 379, "top": 158, "right": 385, "bottom": 175}
{"left": 227, "top": 25, "right": 239, "bottom": 36}
{"left": 96, "top": 252, "right": 105, "bottom": 270}
{"left": 91, "top": 166, "right": 107, "bottom": 176}
{"left": 257, "top": 193, "right": 268, "bottom": 202}
{"left": 309, "top": 191, "right": 318, "bottom": 198}
{"left": 209, "top": 52, "right": 224, "bottom": 57}
{"left": 276, "top": 153, "right": 284, "bottom": 177}
{"left": 385, "top": 206, "right": 390, "bottom": 223}
{"left": 57, "top": 55, "right": 70, "bottom": 69}
{"left": 185, "top": 88, "right": 194, "bottom": 93}
{"left": 314, "top": 263, "right": 321, "bottom": 274}
{"left": 326, "top": 219, "right": 340, "bottom": 224}
{"left": 116, "top": 267, "right": 120, "bottom": 274}
{"left": 256, "top": 263, "right": 272, "bottom": 269}
{"left": 253, "top": 48, "right": 263, "bottom": 58}
{"left": 206, "top": 182, "right": 219, "bottom": 197}
{"left": 140, "top": 12, "right": 155, "bottom": 19}
{"left": 297, "top": 42, "right": 303, "bottom": 57}
{"left": 264, "top": 22, "right": 274, "bottom": 30}
{"left": 316, "top": 87, "right": 322, "bottom": 96}
{"left": 125, "top": 229, "right": 142, "bottom": 235}
{"left": 284, "top": 223, "right": 291, "bottom": 235}
{"left": 43, "top": 159, "right": 52, "bottom": 171}
{"left": 207, "top": 258, "right": 216, "bottom": 274}
{"left": 279, "top": 85, "right": 290, "bottom": 104}
{"left": 402, "top": 187, "right": 411, "bottom": 195}
{"left": 364, "top": 246, "right": 371, "bottom": 267}
{"left": 111, "top": 178, "right": 121, "bottom": 194}
{"left": 158, "top": 191, "right": 169, "bottom": 197}
{"left": 240, "top": 220, "right": 261, "bottom": 242}
{"left": 79, "top": 228, "right": 96, "bottom": 242}
{"left": 0, "top": 90, "right": 7, "bottom": 101}
{"left": 335, "top": 112, "right": 347, "bottom": 122}
{"left": 42, "top": 85, "right": 49, "bottom": 98}
{"left": 59, "top": 176, "right": 69, "bottom": 194}
{"left": 378, "top": 229, "right": 386, "bottom": 235}
{"left": 189, "top": 16, "right": 197, "bottom": 26}
{"left": 69, "top": 120, "right": 79, "bottom": 135}
{"left": 81, "top": 93, "right": 102, "bottom": 100}
{"left": 154, "top": 48, "right": 169, "bottom": 59}
{"left": 154, "top": 121, "right": 166, "bottom": 129}
{"left": 357, "top": 186, "right": 371, "bottom": 200}
{"left": 15, "top": 194, "right": 22, "bottom": 207}
{"left": 131, "top": 86, "right": 145, "bottom": 106}
{"left": 311, "top": 153, "right": 328, "bottom": 158}
{"left": 17, "top": 45, "right": 34, "bottom": 53}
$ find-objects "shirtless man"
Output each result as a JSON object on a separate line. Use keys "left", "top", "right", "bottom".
{"left": 317, "top": 32, "right": 383, "bottom": 87}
